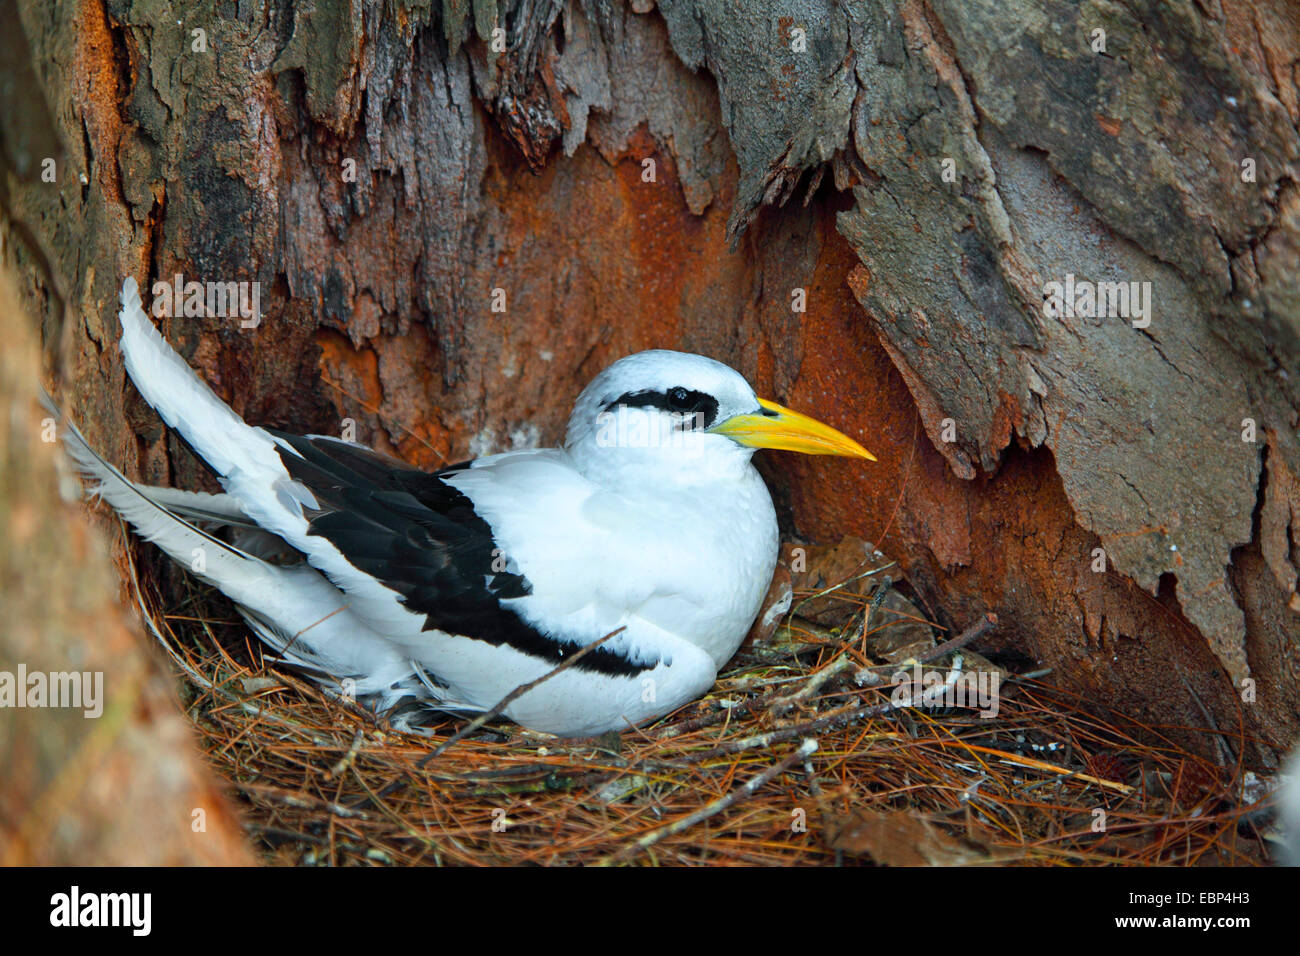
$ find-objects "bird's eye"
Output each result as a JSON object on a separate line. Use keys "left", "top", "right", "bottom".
{"left": 667, "top": 387, "right": 693, "bottom": 412}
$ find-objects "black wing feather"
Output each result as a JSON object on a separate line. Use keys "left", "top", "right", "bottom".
{"left": 269, "top": 431, "right": 645, "bottom": 677}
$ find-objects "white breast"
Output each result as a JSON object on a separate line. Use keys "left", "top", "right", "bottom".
{"left": 444, "top": 448, "right": 778, "bottom": 668}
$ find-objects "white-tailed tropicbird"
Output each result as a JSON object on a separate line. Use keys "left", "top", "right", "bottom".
{"left": 59, "top": 278, "right": 875, "bottom": 737}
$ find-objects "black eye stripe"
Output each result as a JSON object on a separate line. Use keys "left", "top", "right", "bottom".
{"left": 603, "top": 389, "right": 720, "bottom": 429}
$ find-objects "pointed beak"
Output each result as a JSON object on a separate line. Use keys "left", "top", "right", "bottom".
{"left": 708, "top": 397, "right": 877, "bottom": 460}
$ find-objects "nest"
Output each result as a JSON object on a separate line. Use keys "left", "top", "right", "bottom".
{"left": 125, "top": 533, "right": 1278, "bottom": 866}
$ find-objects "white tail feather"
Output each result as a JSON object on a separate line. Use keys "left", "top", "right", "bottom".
{"left": 118, "top": 278, "right": 282, "bottom": 482}
{"left": 127, "top": 484, "right": 257, "bottom": 527}
{"left": 115, "top": 277, "right": 418, "bottom": 635}
{"left": 51, "top": 393, "right": 423, "bottom": 702}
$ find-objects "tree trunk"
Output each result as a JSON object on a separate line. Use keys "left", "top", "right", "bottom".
{"left": 4, "top": 0, "right": 1298, "bottom": 768}
{"left": 0, "top": 242, "right": 252, "bottom": 865}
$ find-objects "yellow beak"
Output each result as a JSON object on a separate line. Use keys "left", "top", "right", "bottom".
{"left": 709, "top": 397, "right": 877, "bottom": 460}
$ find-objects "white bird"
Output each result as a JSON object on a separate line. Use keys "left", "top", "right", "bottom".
{"left": 59, "top": 277, "right": 875, "bottom": 737}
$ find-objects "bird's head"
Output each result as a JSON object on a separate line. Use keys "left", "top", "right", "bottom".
{"left": 564, "top": 350, "right": 874, "bottom": 484}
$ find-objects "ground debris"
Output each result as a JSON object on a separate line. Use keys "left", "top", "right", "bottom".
{"left": 136, "top": 537, "right": 1277, "bottom": 866}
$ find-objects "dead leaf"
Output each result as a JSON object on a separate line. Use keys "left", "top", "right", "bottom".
{"left": 825, "top": 808, "right": 1001, "bottom": 866}
{"left": 866, "top": 589, "right": 937, "bottom": 658}
{"left": 744, "top": 565, "right": 792, "bottom": 647}
{"left": 881, "top": 639, "right": 937, "bottom": 665}
{"left": 784, "top": 536, "right": 892, "bottom": 628}
{"left": 239, "top": 676, "right": 282, "bottom": 694}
